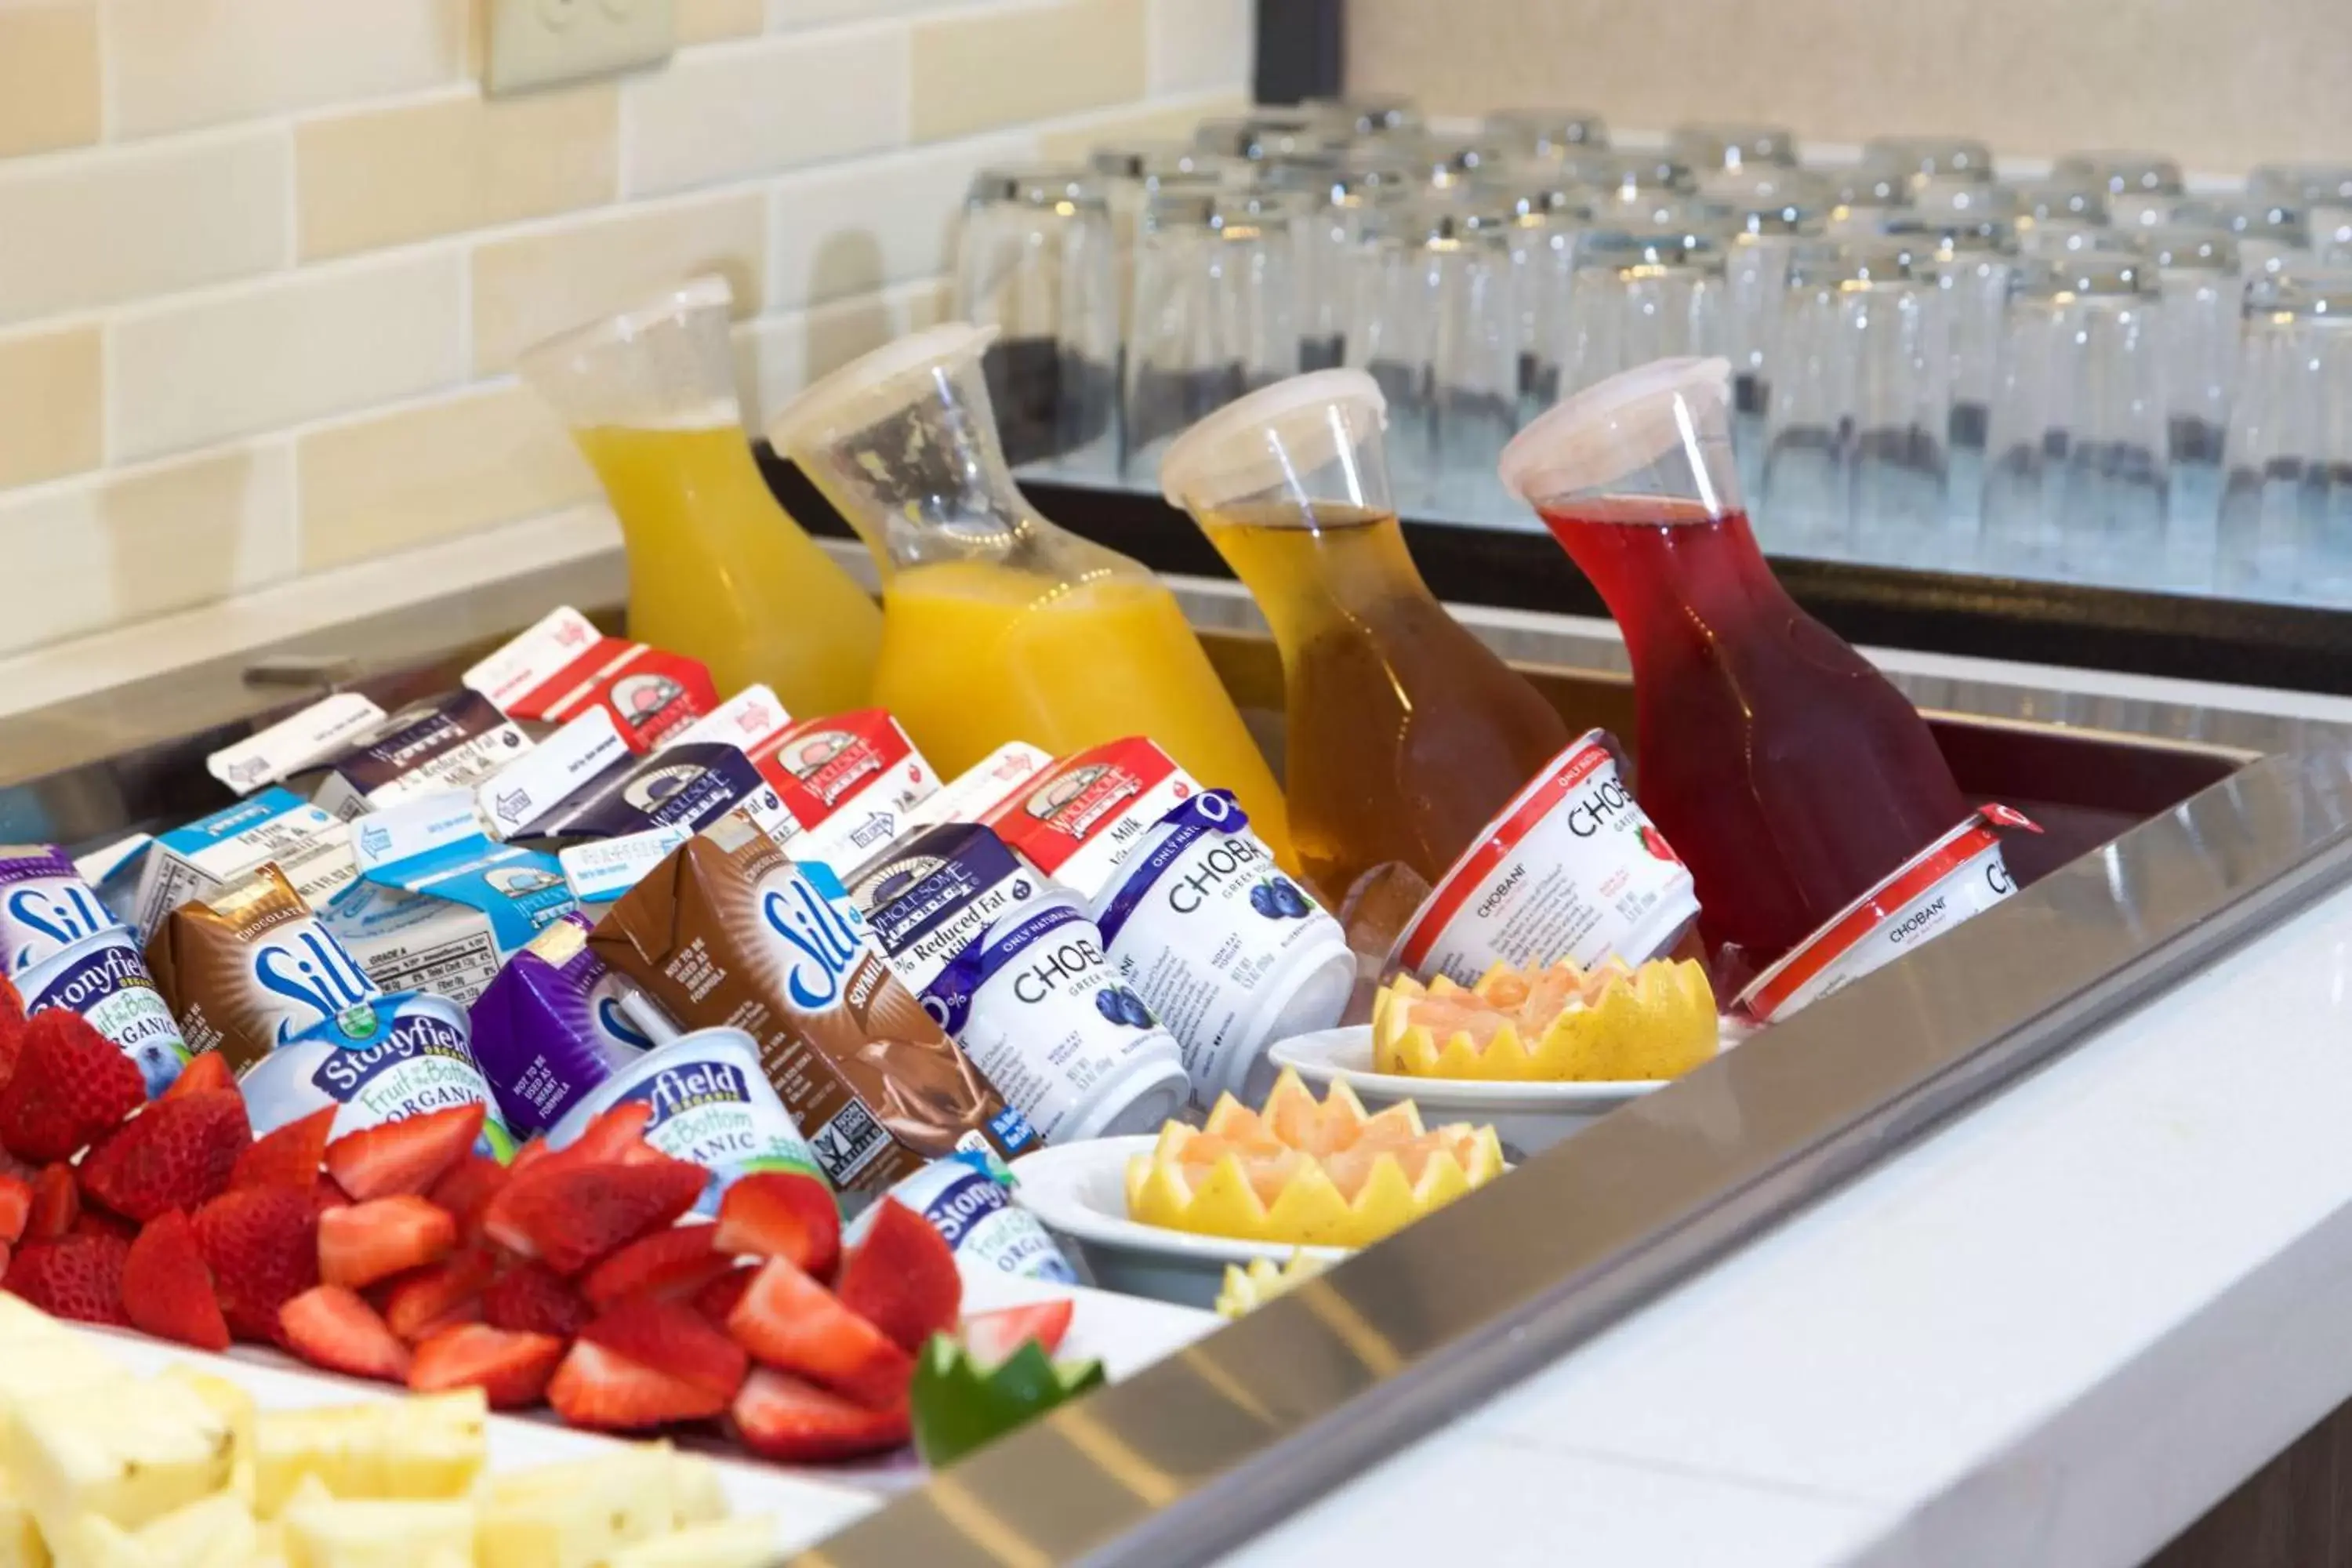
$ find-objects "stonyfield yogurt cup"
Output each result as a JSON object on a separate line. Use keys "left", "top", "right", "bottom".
{"left": 238, "top": 990, "right": 518, "bottom": 1161}
{"left": 1094, "top": 790, "right": 1352, "bottom": 1109}
{"left": 1733, "top": 805, "right": 2041, "bottom": 1025}
{"left": 546, "top": 1027, "right": 823, "bottom": 1216}
{"left": 848, "top": 1151, "right": 1077, "bottom": 1285}
{"left": 18, "top": 926, "right": 191, "bottom": 1098}
{"left": 1388, "top": 730, "right": 1700, "bottom": 988}
{"left": 468, "top": 911, "right": 653, "bottom": 1139}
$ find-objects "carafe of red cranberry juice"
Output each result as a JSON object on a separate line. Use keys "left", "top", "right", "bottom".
{"left": 1497, "top": 357, "right": 1968, "bottom": 975}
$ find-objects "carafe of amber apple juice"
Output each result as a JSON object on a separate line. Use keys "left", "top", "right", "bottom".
{"left": 1497, "top": 357, "right": 1968, "bottom": 974}
{"left": 1160, "top": 369, "right": 1570, "bottom": 907}
{"left": 520, "top": 276, "right": 881, "bottom": 713}
{"left": 766, "top": 323, "right": 1294, "bottom": 866}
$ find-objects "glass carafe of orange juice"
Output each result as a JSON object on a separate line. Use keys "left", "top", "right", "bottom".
{"left": 1160, "top": 369, "right": 1571, "bottom": 906}
{"left": 766, "top": 322, "right": 1293, "bottom": 864}
{"left": 520, "top": 276, "right": 881, "bottom": 713}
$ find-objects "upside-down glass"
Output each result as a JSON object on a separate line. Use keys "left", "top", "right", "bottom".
{"left": 1194, "top": 111, "right": 1346, "bottom": 165}
{"left": 1714, "top": 171, "right": 1831, "bottom": 492}
{"left": 2194, "top": 197, "right": 2312, "bottom": 280}
{"left": 1760, "top": 239, "right": 1949, "bottom": 564}
{"left": 1865, "top": 135, "right": 1997, "bottom": 190}
{"left": 1545, "top": 228, "right": 1728, "bottom": 405}
{"left": 1893, "top": 217, "right": 2021, "bottom": 529}
{"left": 2249, "top": 165, "right": 2352, "bottom": 263}
{"left": 1279, "top": 163, "right": 1414, "bottom": 371}
{"left": 1484, "top": 107, "right": 1609, "bottom": 162}
{"left": 2143, "top": 227, "right": 2241, "bottom": 583}
{"left": 1982, "top": 252, "right": 2169, "bottom": 583}
{"left": 1304, "top": 95, "right": 1423, "bottom": 139}
{"left": 1669, "top": 122, "right": 1798, "bottom": 175}
{"left": 2053, "top": 151, "right": 2184, "bottom": 229}
{"left": 953, "top": 167, "right": 1121, "bottom": 469}
{"left": 2216, "top": 273, "right": 2352, "bottom": 601}
{"left": 1826, "top": 169, "right": 1912, "bottom": 238}
{"left": 1491, "top": 180, "right": 1595, "bottom": 416}
{"left": 1121, "top": 187, "right": 1301, "bottom": 477}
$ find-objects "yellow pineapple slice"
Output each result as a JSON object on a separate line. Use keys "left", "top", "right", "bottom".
{"left": 1127, "top": 1069, "right": 1504, "bottom": 1249}
{"left": 1373, "top": 956, "right": 1719, "bottom": 1082}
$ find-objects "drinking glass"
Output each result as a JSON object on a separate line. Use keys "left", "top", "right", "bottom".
{"left": 1712, "top": 170, "right": 1831, "bottom": 492}
{"left": 1545, "top": 227, "right": 1728, "bottom": 404}
{"left": 1122, "top": 187, "right": 1301, "bottom": 477}
{"left": 1760, "top": 239, "right": 1949, "bottom": 564}
{"left": 953, "top": 167, "right": 1121, "bottom": 469}
{"left": 2185, "top": 196, "right": 2314, "bottom": 280}
{"left": 1826, "top": 169, "right": 1913, "bottom": 238}
{"left": 1304, "top": 95, "right": 1423, "bottom": 139}
{"left": 2216, "top": 272, "right": 2352, "bottom": 601}
{"left": 1891, "top": 217, "right": 2021, "bottom": 529}
{"left": 1277, "top": 161, "right": 1415, "bottom": 370}
{"left": 1087, "top": 151, "right": 1232, "bottom": 357}
{"left": 2142, "top": 227, "right": 2241, "bottom": 584}
{"left": 1490, "top": 179, "right": 1595, "bottom": 416}
{"left": 1484, "top": 108, "right": 1610, "bottom": 162}
{"left": 2249, "top": 165, "right": 2352, "bottom": 263}
{"left": 1669, "top": 122, "right": 1799, "bottom": 175}
{"left": 1864, "top": 135, "right": 1998, "bottom": 190}
{"left": 2053, "top": 151, "right": 2184, "bottom": 229}
{"left": 2009, "top": 179, "right": 2113, "bottom": 257}
{"left": 1194, "top": 111, "right": 1347, "bottom": 165}
{"left": 1982, "top": 252, "right": 2168, "bottom": 583}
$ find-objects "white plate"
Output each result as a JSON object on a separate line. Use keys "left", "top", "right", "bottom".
{"left": 1268, "top": 1025, "right": 1671, "bottom": 1111}
{"left": 1008, "top": 1136, "right": 1350, "bottom": 1309}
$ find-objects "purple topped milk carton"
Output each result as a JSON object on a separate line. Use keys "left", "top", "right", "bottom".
{"left": 467, "top": 909, "right": 656, "bottom": 1138}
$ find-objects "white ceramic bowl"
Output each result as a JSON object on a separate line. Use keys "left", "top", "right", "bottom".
{"left": 1007, "top": 1135, "right": 1350, "bottom": 1309}
{"left": 1267, "top": 1024, "right": 1682, "bottom": 1159}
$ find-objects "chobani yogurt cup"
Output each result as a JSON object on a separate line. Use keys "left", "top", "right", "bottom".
{"left": 1389, "top": 731, "right": 1699, "bottom": 987}
{"left": 546, "top": 1027, "right": 823, "bottom": 1216}
{"left": 238, "top": 990, "right": 517, "bottom": 1161}
{"left": 1733, "top": 804, "right": 2040, "bottom": 1024}
{"left": 848, "top": 1151, "right": 1076, "bottom": 1284}
{"left": 17, "top": 925, "right": 191, "bottom": 1098}
{"left": 1094, "top": 790, "right": 1352, "bottom": 1109}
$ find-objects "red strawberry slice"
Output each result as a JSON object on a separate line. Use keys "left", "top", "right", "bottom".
{"left": 579, "top": 1223, "right": 731, "bottom": 1311}
{"left": 74, "top": 1207, "right": 136, "bottom": 1241}
{"left": 408, "top": 1322, "right": 564, "bottom": 1409}
{"left": 728, "top": 1367, "right": 909, "bottom": 1463}
{"left": 485, "top": 1158, "right": 707, "bottom": 1276}
{"left": 319, "top": 1196, "right": 457, "bottom": 1290}
{"left": 0, "top": 1173, "right": 29, "bottom": 1246}
{"left": 961, "top": 1300, "right": 1074, "bottom": 1366}
{"left": 311, "top": 1174, "right": 353, "bottom": 1218}
{"left": 78, "top": 1090, "right": 251, "bottom": 1222}
{"left": 426, "top": 1154, "right": 509, "bottom": 1240}
{"left": 281, "top": 1285, "right": 411, "bottom": 1383}
{"left": 579, "top": 1295, "right": 746, "bottom": 1403}
{"left": 481, "top": 1261, "right": 590, "bottom": 1339}
{"left": 0, "top": 1010, "right": 145, "bottom": 1163}
{"left": 713, "top": 1172, "right": 840, "bottom": 1278}
{"left": 836, "top": 1199, "right": 960, "bottom": 1354}
{"left": 122, "top": 1210, "right": 229, "bottom": 1352}
{"left": 546, "top": 1338, "right": 727, "bottom": 1429}
{"left": 6, "top": 1233, "right": 129, "bottom": 1325}
{"left": 564, "top": 1102, "right": 658, "bottom": 1167}
{"left": 726, "top": 1255, "right": 913, "bottom": 1409}
{"left": 231, "top": 1107, "right": 336, "bottom": 1194}
{"left": 323, "top": 1105, "right": 485, "bottom": 1201}
{"left": 162, "top": 1052, "right": 236, "bottom": 1101}
{"left": 0, "top": 973, "right": 24, "bottom": 1082}
{"left": 191, "top": 1187, "right": 319, "bottom": 1345}
{"left": 27, "top": 1163, "right": 74, "bottom": 1240}
{"left": 378, "top": 1245, "right": 495, "bottom": 1343}
{"left": 691, "top": 1265, "right": 755, "bottom": 1327}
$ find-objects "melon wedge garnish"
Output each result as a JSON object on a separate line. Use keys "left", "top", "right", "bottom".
{"left": 1371, "top": 956, "right": 1719, "bottom": 1082}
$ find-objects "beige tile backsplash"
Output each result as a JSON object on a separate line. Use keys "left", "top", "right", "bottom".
{"left": 0, "top": 0, "right": 1254, "bottom": 659}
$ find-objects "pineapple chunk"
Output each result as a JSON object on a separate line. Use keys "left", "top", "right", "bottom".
{"left": 281, "top": 1498, "right": 474, "bottom": 1568}
{"left": 658, "top": 1450, "right": 726, "bottom": 1530}
{"left": 0, "top": 1472, "right": 51, "bottom": 1568}
{"left": 608, "top": 1516, "right": 775, "bottom": 1568}
{"left": 478, "top": 1454, "right": 677, "bottom": 1568}
{"left": 5, "top": 1376, "right": 236, "bottom": 1565}
{"left": 135, "top": 1494, "right": 259, "bottom": 1568}
{"left": 252, "top": 1394, "right": 486, "bottom": 1518}
{"left": 154, "top": 1372, "right": 255, "bottom": 1511}
{"left": 57, "top": 1521, "right": 147, "bottom": 1568}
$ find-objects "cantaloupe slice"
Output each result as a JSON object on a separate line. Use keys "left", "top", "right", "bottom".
{"left": 1372, "top": 957, "right": 1718, "bottom": 1082}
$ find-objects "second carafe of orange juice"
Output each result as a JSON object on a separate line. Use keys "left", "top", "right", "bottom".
{"left": 767, "top": 323, "right": 1293, "bottom": 865}
{"left": 1160, "top": 370, "right": 1571, "bottom": 907}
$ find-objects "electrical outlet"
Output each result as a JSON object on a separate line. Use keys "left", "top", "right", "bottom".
{"left": 485, "top": 0, "right": 675, "bottom": 96}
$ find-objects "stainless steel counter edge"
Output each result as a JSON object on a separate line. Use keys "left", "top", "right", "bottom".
{"left": 795, "top": 749, "right": 2352, "bottom": 1568}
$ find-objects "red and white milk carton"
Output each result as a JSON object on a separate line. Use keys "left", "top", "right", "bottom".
{"left": 982, "top": 737, "right": 1198, "bottom": 900}
{"left": 463, "top": 607, "right": 717, "bottom": 754}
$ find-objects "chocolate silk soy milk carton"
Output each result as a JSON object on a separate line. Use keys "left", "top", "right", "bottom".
{"left": 588, "top": 812, "right": 1035, "bottom": 1201}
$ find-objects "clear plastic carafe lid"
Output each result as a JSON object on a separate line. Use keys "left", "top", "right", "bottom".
{"left": 517, "top": 274, "right": 742, "bottom": 431}
{"left": 1497, "top": 356, "right": 1743, "bottom": 518}
{"left": 1159, "top": 368, "right": 1392, "bottom": 521}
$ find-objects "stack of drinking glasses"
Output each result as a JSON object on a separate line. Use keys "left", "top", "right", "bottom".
{"left": 946, "top": 102, "right": 2352, "bottom": 602}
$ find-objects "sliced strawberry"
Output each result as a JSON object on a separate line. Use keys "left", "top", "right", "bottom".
{"left": 26, "top": 1162, "right": 75, "bottom": 1240}
{"left": 507, "top": 1137, "right": 557, "bottom": 1177}
{"left": 579, "top": 1223, "right": 731, "bottom": 1311}
{"left": 191, "top": 1187, "right": 319, "bottom": 1345}
{"left": 961, "top": 1300, "right": 1074, "bottom": 1366}
{"left": 481, "top": 1261, "right": 590, "bottom": 1338}
{"left": 73, "top": 1207, "right": 136, "bottom": 1241}
{"left": 378, "top": 1245, "right": 496, "bottom": 1343}
{"left": 162, "top": 1051, "right": 236, "bottom": 1101}
{"left": 0, "top": 1010, "right": 144, "bottom": 1163}
{"left": 691, "top": 1265, "right": 756, "bottom": 1327}
{"left": 0, "top": 1173, "right": 31, "bottom": 1246}
{"left": 311, "top": 1174, "right": 353, "bottom": 1217}
{"left": 728, "top": 1367, "right": 909, "bottom": 1463}
{"left": 426, "top": 1154, "right": 509, "bottom": 1240}
{"left": 281, "top": 1285, "right": 410, "bottom": 1383}
{"left": 323, "top": 1105, "right": 485, "bottom": 1201}
{"left": 713, "top": 1172, "right": 840, "bottom": 1277}
{"left": 727, "top": 1255, "right": 913, "bottom": 1409}
{"left": 564, "top": 1102, "right": 658, "bottom": 1167}
{"left": 6, "top": 1234, "right": 129, "bottom": 1325}
{"left": 122, "top": 1210, "right": 229, "bottom": 1352}
{"left": 318, "top": 1196, "right": 456, "bottom": 1290}
{"left": 231, "top": 1106, "right": 336, "bottom": 1194}
{"left": 485, "top": 1158, "right": 707, "bottom": 1276}
{"left": 836, "top": 1199, "right": 960, "bottom": 1354}
{"left": 408, "top": 1322, "right": 564, "bottom": 1409}
{"left": 78, "top": 1090, "right": 250, "bottom": 1222}
{"left": 579, "top": 1295, "right": 746, "bottom": 1403}
{"left": 546, "top": 1338, "right": 725, "bottom": 1429}
{"left": 0, "top": 974, "right": 24, "bottom": 1085}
